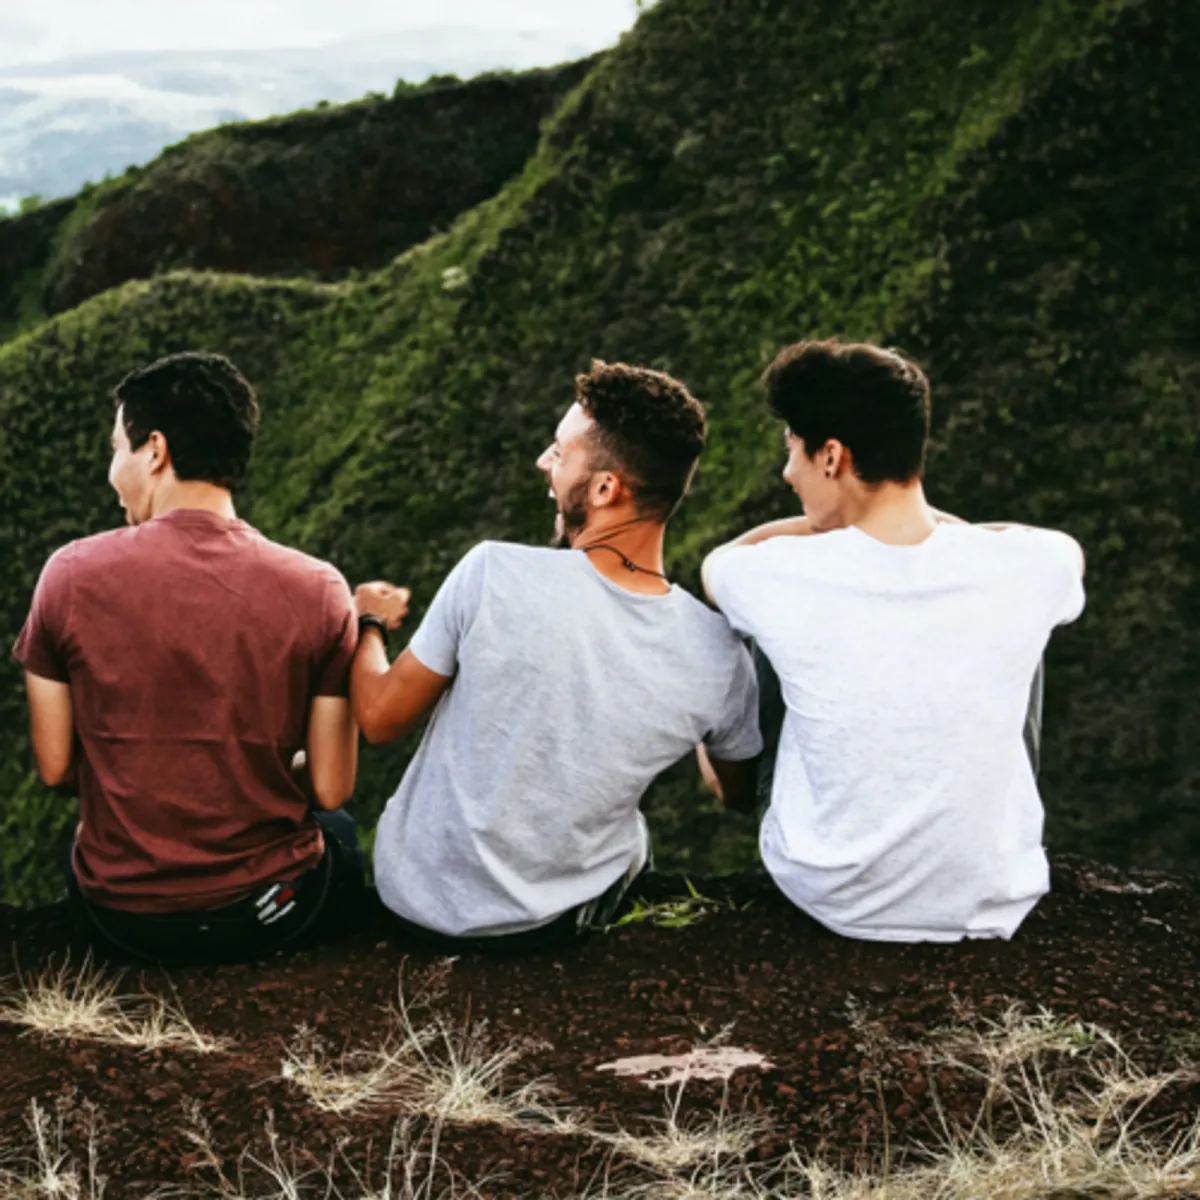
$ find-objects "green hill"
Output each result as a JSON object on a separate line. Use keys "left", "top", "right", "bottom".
{"left": 1, "top": 0, "right": 1196, "bottom": 906}
{"left": 0, "top": 60, "right": 594, "bottom": 341}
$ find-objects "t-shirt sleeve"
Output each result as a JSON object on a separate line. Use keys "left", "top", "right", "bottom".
{"left": 703, "top": 640, "right": 764, "bottom": 762}
{"left": 12, "top": 549, "right": 73, "bottom": 683}
{"left": 408, "top": 543, "right": 490, "bottom": 678}
{"left": 705, "top": 544, "right": 768, "bottom": 639}
{"left": 314, "top": 570, "right": 358, "bottom": 698}
{"left": 1022, "top": 528, "right": 1086, "bottom": 628}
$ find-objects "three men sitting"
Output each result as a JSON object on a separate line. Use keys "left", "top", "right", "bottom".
{"left": 13, "top": 341, "right": 1084, "bottom": 960}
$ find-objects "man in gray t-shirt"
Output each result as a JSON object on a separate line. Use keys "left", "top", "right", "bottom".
{"left": 351, "top": 360, "right": 762, "bottom": 948}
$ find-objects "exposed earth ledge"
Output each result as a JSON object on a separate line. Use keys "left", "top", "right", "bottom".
{"left": 1, "top": 857, "right": 1198, "bottom": 1197}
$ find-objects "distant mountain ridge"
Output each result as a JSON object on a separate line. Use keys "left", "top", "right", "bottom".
{"left": 0, "top": 58, "right": 597, "bottom": 330}
{"left": 0, "top": 27, "right": 613, "bottom": 202}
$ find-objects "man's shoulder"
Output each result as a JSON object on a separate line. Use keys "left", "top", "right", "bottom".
{"left": 252, "top": 533, "right": 347, "bottom": 588}
{"left": 453, "top": 540, "right": 574, "bottom": 583}
{"left": 672, "top": 586, "right": 746, "bottom": 650}
{"left": 943, "top": 523, "right": 1082, "bottom": 572}
{"left": 710, "top": 529, "right": 846, "bottom": 586}
{"left": 49, "top": 526, "right": 140, "bottom": 576}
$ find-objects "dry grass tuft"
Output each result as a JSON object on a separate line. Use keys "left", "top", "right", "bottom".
{"left": 180, "top": 1107, "right": 482, "bottom": 1199}
{"left": 577, "top": 1010, "right": 1200, "bottom": 1200}
{"left": 0, "top": 956, "right": 225, "bottom": 1054}
{"left": 598, "top": 1083, "right": 770, "bottom": 1175}
{"left": 773, "top": 1005, "right": 1200, "bottom": 1200}
{"left": 0, "top": 1099, "right": 105, "bottom": 1200}
{"left": 281, "top": 971, "right": 569, "bottom": 1132}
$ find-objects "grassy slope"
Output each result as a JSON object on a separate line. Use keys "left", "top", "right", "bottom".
{"left": 0, "top": 60, "right": 594, "bottom": 341}
{"left": 1, "top": 0, "right": 1196, "bottom": 904}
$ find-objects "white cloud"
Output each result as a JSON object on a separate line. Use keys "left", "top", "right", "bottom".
{"left": 0, "top": 1, "right": 639, "bottom": 66}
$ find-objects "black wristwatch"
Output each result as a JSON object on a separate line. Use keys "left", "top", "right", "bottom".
{"left": 357, "top": 613, "right": 390, "bottom": 649}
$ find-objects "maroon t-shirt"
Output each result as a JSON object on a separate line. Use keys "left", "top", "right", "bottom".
{"left": 12, "top": 508, "right": 357, "bottom": 913}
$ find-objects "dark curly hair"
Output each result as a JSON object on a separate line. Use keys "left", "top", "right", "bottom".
{"left": 113, "top": 351, "right": 261, "bottom": 491}
{"left": 763, "top": 339, "right": 931, "bottom": 483}
{"left": 574, "top": 360, "right": 707, "bottom": 520}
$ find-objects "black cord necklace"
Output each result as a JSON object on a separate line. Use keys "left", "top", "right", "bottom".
{"left": 579, "top": 543, "right": 670, "bottom": 581}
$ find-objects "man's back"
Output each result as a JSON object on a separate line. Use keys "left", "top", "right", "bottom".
{"left": 707, "top": 523, "right": 1085, "bottom": 941}
{"left": 15, "top": 508, "right": 355, "bottom": 911}
{"left": 373, "top": 542, "right": 760, "bottom": 937}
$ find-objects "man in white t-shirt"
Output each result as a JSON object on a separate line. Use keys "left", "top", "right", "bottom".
{"left": 702, "top": 339, "right": 1085, "bottom": 943}
{"left": 350, "top": 360, "right": 762, "bottom": 952}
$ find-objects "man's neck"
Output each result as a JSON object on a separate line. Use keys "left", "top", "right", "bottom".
{"left": 845, "top": 479, "right": 937, "bottom": 546}
{"left": 571, "top": 512, "right": 670, "bottom": 595}
{"left": 150, "top": 481, "right": 238, "bottom": 521}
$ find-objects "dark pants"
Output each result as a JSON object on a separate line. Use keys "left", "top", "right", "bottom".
{"left": 388, "top": 859, "right": 643, "bottom": 956}
{"left": 65, "top": 809, "right": 366, "bottom": 965}
{"left": 752, "top": 644, "right": 1047, "bottom": 813}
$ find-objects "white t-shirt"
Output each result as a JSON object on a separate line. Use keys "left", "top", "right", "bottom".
{"left": 706, "top": 524, "right": 1085, "bottom": 942}
{"left": 373, "top": 542, "right": 762, "bottom": 938}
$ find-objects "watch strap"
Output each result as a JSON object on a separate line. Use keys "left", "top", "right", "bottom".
{"left": 357, "top": 612, "right": 390, "bottom": 649}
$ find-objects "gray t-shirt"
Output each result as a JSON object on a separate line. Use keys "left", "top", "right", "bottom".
{"left": 373, "top": 542, "right": 762, "bottom": 937}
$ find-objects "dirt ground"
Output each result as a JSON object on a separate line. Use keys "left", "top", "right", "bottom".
{"left": 1, "top": 856, "right": 1198, "bottom": 1197}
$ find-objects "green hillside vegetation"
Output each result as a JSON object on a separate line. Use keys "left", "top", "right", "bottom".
{"left": 0, "top": 59, "right": 594, "bottom": 341}
{"left": 1, "top": 0, "right": 1196, "bottom": 907}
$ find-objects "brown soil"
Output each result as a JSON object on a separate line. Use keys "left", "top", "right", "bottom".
{"left": 1, "top": 856, "right": 1198, "bottom": 1197}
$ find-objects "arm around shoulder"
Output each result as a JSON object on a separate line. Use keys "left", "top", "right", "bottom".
{"left": 702, "top": 516, "right": 813, "bottom": 608}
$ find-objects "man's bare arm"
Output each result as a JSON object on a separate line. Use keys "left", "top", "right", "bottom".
{"left": 350, "top": 580, "right": 452, "bottom": 745}
{"left": 305, "top": 697, "right": 359, "bottom": 811}
{"left": 352, "top": 637, "right": 452, "bottom": 745}
{"left": 25, "top": 672, "right": 75, "bottom": 789}
{"left": 701, "top": 517, "right": 815, "bottom": 603}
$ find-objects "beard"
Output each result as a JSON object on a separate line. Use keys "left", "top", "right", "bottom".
{"left": 550, "top": 477, "right": 591, "bottom": 548}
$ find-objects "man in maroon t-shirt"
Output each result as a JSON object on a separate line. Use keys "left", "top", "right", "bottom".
{"left": 13, "top": 351, "right": 380, "bottom": 962}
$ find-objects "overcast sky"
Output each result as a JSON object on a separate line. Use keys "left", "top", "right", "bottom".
{"left": 0, "top": 0, "right": 641, "bottom": 67}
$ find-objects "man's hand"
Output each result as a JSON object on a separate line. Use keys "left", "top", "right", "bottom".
{"left": 354, "top": 582, "right": 411, "bottom": 630}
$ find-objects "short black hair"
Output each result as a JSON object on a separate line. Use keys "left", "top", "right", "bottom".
{"left": 763, "top": 339, "right": 931, "bottom": 483}
{"left": 113, "top": 351, "right": 261, "bottom": 491}
{"left": 574, "top": 360, "right": 707, "bottom": 520}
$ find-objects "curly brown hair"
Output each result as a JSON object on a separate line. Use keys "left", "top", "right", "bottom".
{"left": 763, "top": 339, "right": 931, "bottom": 483}
{"left": 574, "top": 360, "right": 707, "bottom": 521}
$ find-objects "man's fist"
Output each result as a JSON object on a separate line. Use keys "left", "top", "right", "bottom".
{"left": 354, "top": 582, "right": 411, "bottom": 630}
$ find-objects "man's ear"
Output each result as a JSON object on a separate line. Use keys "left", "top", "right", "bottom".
{"left": 589, "top": 469, "right": 624, "bottom": 510}
{"left": 823, "top": 439, "right": 849, "bottom": 479}
{"left": 146, "top": 430, "right": 172, "bottom": 476}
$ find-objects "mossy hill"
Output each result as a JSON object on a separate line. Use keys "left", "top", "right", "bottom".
{"left": 1, "top": 0, "right": 1196, "bottom": 907}
{"left": 0, "top": 61, "right": 595, "bottom": 340}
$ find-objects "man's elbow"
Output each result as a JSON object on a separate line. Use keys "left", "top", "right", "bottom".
{"left": 310, "top": 784, "right": 352, "bottom": 812}
{"left": 307, "top": 762, "right": 355, "bottom": 811}
{"left": 355, "top": 702, "right": 402, "bottom": 746}
{"left": 34, "top": 753, "right": 72, "bottom": 790}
